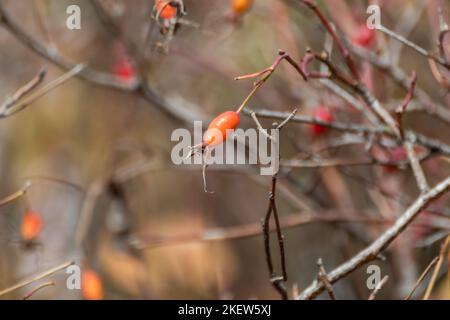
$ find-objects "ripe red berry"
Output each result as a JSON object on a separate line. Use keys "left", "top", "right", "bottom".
{"left": 309, "top": 106, "right": 333, "bottom": 136}
{"left": 352, "top": 24, "right": 376, "bottom": 48}
{"left": 203, "top": 111, "right": 240, "bottom": 147}
{"left": 21, "top": 209, "right": 42, "bottom": 243}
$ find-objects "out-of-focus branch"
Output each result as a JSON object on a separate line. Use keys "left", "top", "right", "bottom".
{"left": 0, "top": 182, "right": 31, "bottom": 208}
{"left": 316, "top": 258, "right": 336, "bottom": 300}
{"left": 130, "top": 213, "right": 397, "bottom": 250}
{"left": 349, "top": 43, "right": 450, "bottom": 125}
{"left": 405, "top": 139, "right": 430, "bottom": 194}
{"left": 404, "top": 256, "right": 439, "bottom": 300}
{"left": 368, "top": 275, "right": 389, "bottom": 300}
{"left": 312, "top": 52, "right": 400, "bottom": 137}
{"left": 395, "top": 71, "right": 417, "bottom": 139}
{"left": 378, "top": 24, "right": 450, "bottom": 70}
{"left": 0, "top": 68, "right": 46, "bottom": 112}
{"left": 297, "top": 175, "right": 450, "bottom": 300}
{"left": 438, "top": 8, "right": 450, "bottom": 57}
{"left": 22, "top": 281, "right": 55, "bottom": 300}
{"left": 299, "top": 0, "right": 359, "bottom": 79}
{"left": 423, "top": 235, "right": 450, "bottom": 299}
{"left": 0, "top": 3, "right": 135, "bottom": 90}
{"left": 0, "top": 64, "right": 85, "bottom": 118}
{"left": 0, "top": 2, "right": 206, "bottom": 124}
{"left": 0, "top": 261, "right": 74, "bottom": 297}
{"left": 247, "top": 109, "right": 450, "bottom": 156}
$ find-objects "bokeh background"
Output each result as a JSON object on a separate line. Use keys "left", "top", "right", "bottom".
{"left": 0, "top": 0, "right": 450, "bottom": 300}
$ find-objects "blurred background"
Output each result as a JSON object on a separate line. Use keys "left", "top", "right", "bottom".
{"left": 0, "top": 0, "right": 450, "bottom": 300}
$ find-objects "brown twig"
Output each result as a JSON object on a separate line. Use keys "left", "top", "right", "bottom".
{"left": 405, "top": 139, "right": 430, "bottom": 194}
{"left": 423, "top": 234, "right": 450, "bottom": 299}
{"left": 262, "top": 175, "right": 288, "bottom": 300}
{"left": 235, "top": 50, "right": 306, "bottom": 114}
{"left": 260, "top": 110, "right": 297, "bottom": 300}
{"left": 22, "top": 281, "right": 55, "bottom": 300}
{"left": 299, "top": 0, "right": 359, "bottom": 79}
{"left": 349, "top": 43, "right": 450, "bottom": 125}
{"left": 317, "top": 258, "right": 336, "bottom": 300}
{"left": 0, "top": 68, "right": 46, "bottom": 114}
{"left": 395, "top": 71, "right": 417, "bottom": 139}
{"left": 0, "top": 261, "right": 74, "bottom": 297}
{"left": 131, "top": 211, "right": 431, "bottom": 250}
{"left": 0, "top": 181, "right": 31, "bottom": 208}
{"left": 0, "top": 64, "right": 85, "bottom": 118}
{"left": 404, "top": 256, "right": 439, "bottom": 300}
{"left": 378, "top": 24, "right": 450, "bottom": 70}
{"left": 246, "top": 109, "right": 450, "bottom": 156}
{"left": 437, "top": 7, "right": 450, "bottom": 57}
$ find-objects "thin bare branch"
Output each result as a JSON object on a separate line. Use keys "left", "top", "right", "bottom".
{"left": 0, "top": 261, "right": 74, "bottom": 297}
{"left": 297, "top": 175, "right": 450, "bottom": 300}
{"left": 423, "top": 235, "right": 450, "bottom": 299}
{"left": 378, "top": 24, "right": 450, "bottom": 70}
{"left": 0, "top": 64, "right": 85, "bottom": 118}
{"left": 368, "top": 275, "right": 389, "bottom": 300}
{"left": 0, "top": 68, "right": 46, "bottom": 113}
{"left": 404, "top": 256, "right": 439, "bottom": 300}
{"left": 22, "top": 281, "right": 55, "bottom": 300}
{"left": 0, "top": 181, "right": 31, "bottom": 208}
{"left": 405, "top": 139, "right": 430, "bottom": 193}
{"left": 317, "top": 258, "right": 336, "bottom": 300}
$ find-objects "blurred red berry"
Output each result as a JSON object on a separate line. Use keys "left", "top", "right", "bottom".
{"left": 82, "top": 269, "right": 104, "bottom": 300}
{"left": 310, "top": 106, "right": 333, "bottom": 136}
{"left": 383, "top": 146, "right": 407, "bottom": 173}
{"left": 352, "top": 24, "right": 376, "bottom": 48}
{"left": 155, "top": 0, "right": 177, "bottom": 20}
{"left": 114, "top": 57, "right": 135, "bottom": 82}
{"left": 21, "top": 209, "right": 42, "bottom": 243}
{"left": 232, "top": 0, "right": 253, "bottom": 16}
